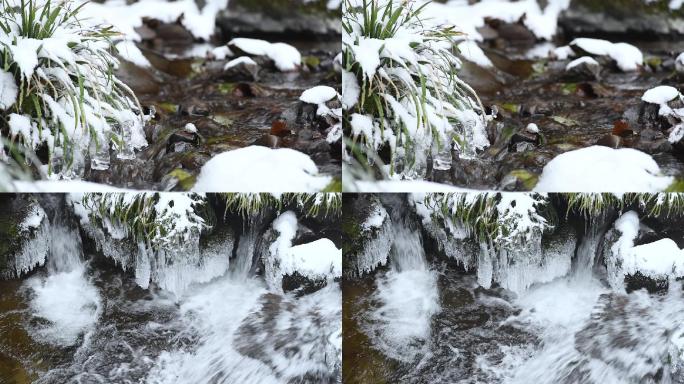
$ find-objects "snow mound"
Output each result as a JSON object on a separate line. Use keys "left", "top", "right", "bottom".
{"left": 571, "top": 38, "right": 643, "bottom": 71}
{"left": 115, "top": 41, "right": 151, "bottom": 67}
{"left": 566, "top": 56, "right": 599, "bottom": 71}
{"left": 229, "top": 38, "right": 301, "bottom": 71}
{"left": 642, "top": 86, "right": 680, "bottom": 105}
{"left": 192, "top": 147, "right": 331, "bottom": 193}
{"left": 300, "top": 86, "right": 337, "bottom": 105}
{"left": 534, "top": 146, "right": 673, "bottom": 192}
{"left": 0, "top": 69, "right": 18, "bottom": 110}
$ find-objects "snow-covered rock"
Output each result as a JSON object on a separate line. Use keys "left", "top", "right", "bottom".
{"left": 192, "top": 147, "right": 332, "bottom": 193}
{"left": 115, "top": 41, "right": 151, "bottom": 67}
{"left": 534, "top": 146, "right": 673, "bottom": 192}
{"left": 228, "top": 38, "right": 301, "bottom": 71}
{"left": 570, "top": 38, "right": 643, "bottom": 71}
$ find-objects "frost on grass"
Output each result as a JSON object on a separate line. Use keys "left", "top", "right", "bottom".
{"left": 77, "top": 193, "right": 230, "bottom": 297}
{"left": 343, "top": 0, "right": 489, "bottom": 180}
{"left": 192, "top": 147, "right": 332, "bottom": 193}
{"left": 0, "top": 0, "right": 147, "bottom": 179}
{"left": 422, "top": 192, "right": 568, "bottom": 294}
{"left": 534, "top": 146, "right": 674, "bottom": 192}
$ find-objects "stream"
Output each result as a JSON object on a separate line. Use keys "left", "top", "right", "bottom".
{"left": 343, "top": 203, "right": 684, "bottom": 384}
{"left": 0, "top": 205, "right": 341, "bottom": 384}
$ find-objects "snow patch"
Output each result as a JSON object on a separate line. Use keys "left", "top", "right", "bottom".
{"left": 229, "top": 38, "right": 301, "bottom": 71}
{"left": 192, "top": 147, "right": 332, "bottom": 193}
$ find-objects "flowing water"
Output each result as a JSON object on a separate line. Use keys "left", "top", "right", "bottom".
{"left": 0, "top": 210, "right": 341, "bottom": 383}
{"left": 344, "top": 217, "right": 684, "bottom": 384}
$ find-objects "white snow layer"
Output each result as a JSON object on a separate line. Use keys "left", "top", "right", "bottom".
{"left": 300, "top": 86, "right": 338, "bottom": 105}
{"left": 565, "top": 56, "right": 599, "bottom": 71}
{"left": 534, "top": 146, "right": 673, "bottom": 192}
{"left": 115, "top": 40, "right": 151, "bottom": 67}
{"left": 457, "top": 40, "right": 493, "bottom": 68}
{"left": 570, "top": 38, "right": 643, "bottom": 71}
{"left": 0, "top": 69, "right": 18, "bottom": 110}
{"left": 608, "top": 211, "right": 684, "bottom": 289}
{"left": 81, "top": 0, "right": 229, "bottom": 41}
{"left": 223, "top": 56, "right": 257, "bottom": 70}
{"left": 642, "top": 85, "right": 681, "bottom": 105}
{"left": 229, "top": 38, "right": 301, "bottom": 71}
{"left": 192, "top": 147, "right": 331, "bottom": 193}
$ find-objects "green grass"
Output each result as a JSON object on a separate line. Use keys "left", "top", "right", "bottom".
{"left": 342, "top": 0, "right": 486, "bottom": 178}
{"left": 222, "top": 193, "right": 342, "bottom": 218}
{"left": 0, "top": 0, "right": 144, "bottom": 177}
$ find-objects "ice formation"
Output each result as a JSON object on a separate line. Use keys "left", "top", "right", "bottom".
{"left": 352, "top": 200, "right": 394, "bottom": 276}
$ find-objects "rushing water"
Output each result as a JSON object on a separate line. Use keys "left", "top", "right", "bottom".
{"left": 345, "top": 218, "right": 684, "bottom": 384}
{"left": 0, "top": 212, "right": 341, "bottom": 384}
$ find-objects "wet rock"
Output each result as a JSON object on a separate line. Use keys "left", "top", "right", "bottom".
{"left": 115, "top": 61, "right": 162, "bottom": 95}
{"left": 485, "top": 16, "right": 537, "bottom": 47}
{"left": 596, "top": 134, "right": 623, "bottom": 148}
{"left": 165, "top": 129, "right": 201, "bottom": 154}
{"left": 281, "top": 271, "right": 327, "bottom": 295}
{"left": 564, "top": 56, "right": 601, "bottom": 81}
{"left": 512, "top": 141, "right": 536, "bottom": 152}
{"left": 216, "top": 0, "right": 341, "bottom": 38}
{"left": 222, "top": 56, "right": 260, "bottom": 81}
{"left": 270, "top": 120, "right": 291, "bottom": 137}
{"left": 0, "top": 195, "right": 49, "bottom": 279}
{"left": 559, "top": 0, "right": 684, "bottom": 38}
{"left": 252, "top": 134, "right": 281, "bottom": 148}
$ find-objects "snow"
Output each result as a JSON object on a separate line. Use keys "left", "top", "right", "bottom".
{"left": 534, "top": 146, "right": 673, "bottom": 192}
{"left": 571, "top": 38, "right": 643, "bottom": 71}
{"left": 223, "top": 56, "right": 257, "bottom": 70}
{"left": 341, "top": 70, "right": 360, "bottom": 109}
{"left": 229, "top": 38, "right": 301, "bottom": 71}
{"left": 10, "top": 38, "right": 42, "bottom": 79}
{"left": 192, "top": 146, "right": 332, "bottom": 193}
{"left": 526, "top": 123, "right": 539, "bottom": 134}
{"left": 299, "top": 86, "right": 337, "bottom": 105}
{"left": 351, "top": 38, "right": 384, "bottom": 80}
{"left": 184, "top": 123, "right": 197, "bottom": 133}
{"left": 642, "top": 85, "right": 680, "bottom": 105}
{"left": 8, "top": 113, "right": 32, "bottom": 140}
{"left": 115, "top": 41, "right": 151, "bottom": 67}
{"left": 362, "top": 203, "right": 388, "bottom": 232}
{"left": 0, "top": 69, "right": 18, "bottom": 109}
{"left": 565, "top": 56, "right": 599, "bottom": 71}
{"left": 457, "top": 40, "right": 493, "bottom": 68}
{"left": 608, "top": 210, "right": 684, "bottom": 287}
{"left": 81, "top": 0, "right": 229, "bottom": 41}
{"left": 20, "top": 203, "right": 46, "bottom": 231}
{"left": 551, "top": 45, "right": 575, "bottom": 60}
{"left": 279, "top": 239, "right": 342, "bottom": 281}
{"left": 210, "top": 46, "right": 233, "bottom": 60}
{"left": 11, "top": 180, "right": 127, "bottom": 192}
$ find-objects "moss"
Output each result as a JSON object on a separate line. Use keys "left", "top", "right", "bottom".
{"left": 646, "top": 56, "right": 662, "bottom": 70}
{"left": 167, "top": 168, "right": 197, "bottom": 190}
{"left": 507, "top": 169, "right": 539, "bottom": 190}
{"left": 302, "top": 55, "right": 321, "bottom": 69}
{"left": 501, "top": 102, "right": 520, "bottom": 114}
{"left": 217, "top": 83, "right": 236, "bottom": 95}
{"left": 322, "top": 177, "right": 342, "bottom": 192}
{"left": 157, "top": 102, "right": 178, "bottom": 114}
{"left": 665, "top": 178, "right": 684, "bottom": 192}
{"left": 560, "top": 83, "right": 578, "bottom": 95}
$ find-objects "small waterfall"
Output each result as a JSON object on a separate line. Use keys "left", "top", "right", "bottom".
{"left": 361, "top": 195, "right": 440, "bottom": 362}
{"left": 233, "top": 215, "right": 263, "bottom": 279}
{"left": 24, "top": 206, "right": 101, "bottom": 347}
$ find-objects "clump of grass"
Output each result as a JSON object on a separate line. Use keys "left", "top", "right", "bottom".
{"left": 566, "top": 193, "right": 684, "bottom": 219}
{"left": 222, "top": 193, "right": 342, "bottom": 218}
{"left": 81, "top": 193, "right": 212, "bottom": 249}
{"left": 0, "top": 0, "right": 146, "bottom": 178}
{"left": 425, "top": 192, "right": 554, "bottom": 249}
{"left": 342, "top": 0, "right": 488, "bottom": 180}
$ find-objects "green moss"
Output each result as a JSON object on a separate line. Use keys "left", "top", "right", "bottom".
{"left": 560, "top": 83, "right": 577, "bottom": 95}
{"left": 322, "top": 177, "right": 342, "bottom": 192}
{"left": 167, "top": 168, "right": 197, "bottom": 190}
{"left": 157, "top": 102, "right": 178, "bottom": 114}
{"left": 302, "top": 55, "right": 321, "bottom": 69}
{"left": 665, "top": 178, "right": 684, "bottom": 192}
{"left": 507, "top": 169, "right": 539, "bottom": 190}
{"left": 646, "top": 56, "right": 662, "bottom": 70}
{"left": 217, "top": 83, "right": 236, "bottom": 94}
{"left": 501, "top": 103, "right": 520, "bottom": 114}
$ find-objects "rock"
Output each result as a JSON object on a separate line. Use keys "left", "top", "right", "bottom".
{"left": 0, "top": 195, "right": 50, "bottom": 279}
{"left": 564, "top": 56, "right": 601, "bottom": 81}
{"left": 596, "top": 134, "right": 623, "bottom": 148}
{"left": 252, "top": 134, "right": 281, "bottom": 148}
{"left": 342, "top": 194, "right": 393, "bottom": 278}
{"left": 216, "top": 0, "right": 341, "bottom": 38}
{"left": 166, "top": 129, "right": 201, "bottom": 154}
{"left": 281, "top": 271, "right": 328, "bottom": 295}
{"left": 222, "top": 56, "right": 260, "bottom": 81}
{"left": 559, "top": 0, "right": 684, "bottom": 38}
